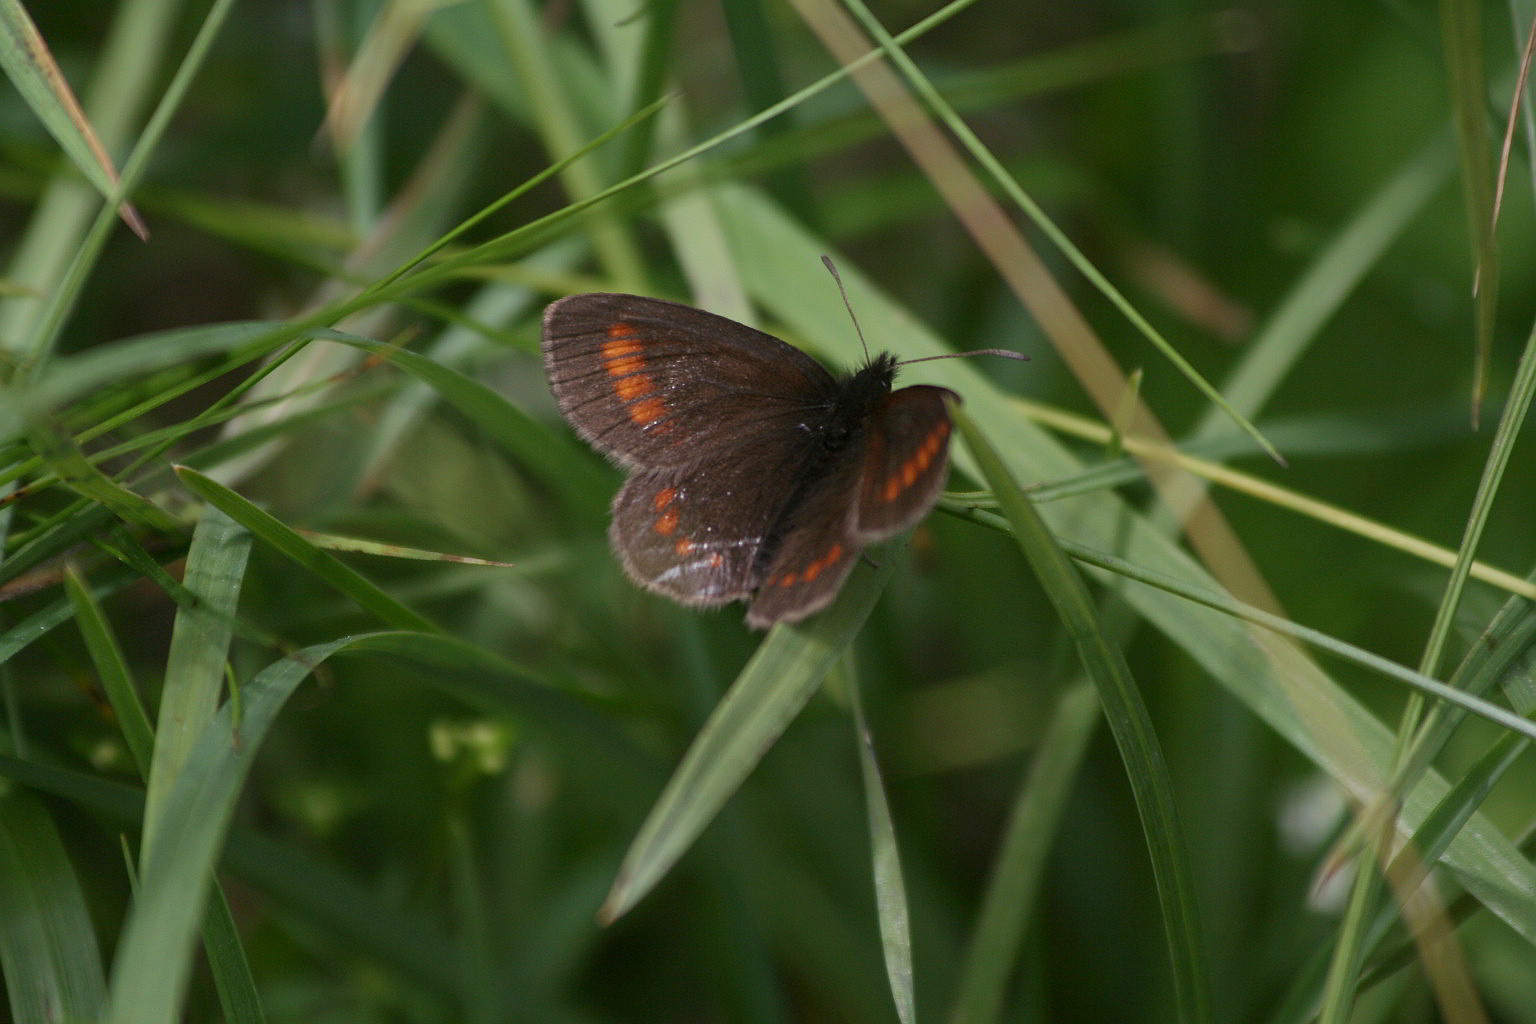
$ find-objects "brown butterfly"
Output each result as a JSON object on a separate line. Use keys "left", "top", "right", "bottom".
{"left": 542, "top": 292, "right": 1018, "bottom": 628}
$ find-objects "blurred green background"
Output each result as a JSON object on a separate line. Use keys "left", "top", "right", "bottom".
{"left": 3, "top": 1, "right": 1536, "bottom": 1022}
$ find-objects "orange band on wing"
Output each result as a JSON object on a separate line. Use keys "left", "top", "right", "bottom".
{"left": 602, "top": 323, "right": 670, "bottom": 429}
{"left": 881, "top": 420, "right": 949, "bottom": 501}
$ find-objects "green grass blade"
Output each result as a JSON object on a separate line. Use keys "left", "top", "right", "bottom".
{"left": 0, "top": 0, "right": 143, "bottom": 235}
{"left": 64, "top": 556, "right": 266, "bottom": 1024}
{"left": 63, "top": 564, "right": 154, "bottom": 776}
{"left": 952, "top": 404, "right": 1211, "bottom": 1024}
{"left": 0, "top": 789, "right": 108, "bottom": 1024}
{"left": 0, "top": 320, "right": 308, "bottom": 441}
{"left": 173, "top": 466, "right": 438, "bottom": 634}
{"left": 141, "top": 506, "right": 250, "bottom": 866}
{"left": 948, "top": 680, "right": 1100, "bottom": 1024}
{"left": 320, "top": 332, "right": 609, "bottom": 505}
{"left": 103, "top": 636, "right": 355, "bottom": 1024}
{"left": 1438, "top": 0, "right": 1497, "bottom": 414}
{"left": 602, "top": 554, "right": 896, "bottom": 921}
{"left": 201, "top": 885, "right": 265, "bottom": 1024}
{"left": 4, "top": 0, "right": 236, "bottom": 369}
{"left": 26, "top": 424, "right": 180, "bottom": 531}
{"left": 849, "top": 667, "right": 915, "bottom": 1024}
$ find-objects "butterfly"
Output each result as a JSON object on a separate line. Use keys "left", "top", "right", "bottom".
{"left": 542, "top": 292, "right": 1016, "bottom": 628}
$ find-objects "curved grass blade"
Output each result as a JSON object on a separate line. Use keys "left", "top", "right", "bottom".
{"left": 952, "top": 403, "right": 1211, "bottom": 1024}
{"left": 602, "top": 554, "right": 896, "bottom": 922}
{"left": 102, "top": 636, "right": 355, "bottom": 1024}
{"left": 173, "top": 465, "right": 438, "bottom": 634}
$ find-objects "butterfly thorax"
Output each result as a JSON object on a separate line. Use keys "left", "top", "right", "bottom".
{"left": 818, "top": 352, "right": 898, "bottom": 451}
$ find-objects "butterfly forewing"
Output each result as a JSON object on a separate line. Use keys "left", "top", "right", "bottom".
{"left": 854, "top": 385, "right": 957, "bottom": 540}
{"left": 542, "top": 294, "right": 837, "bottom": 471}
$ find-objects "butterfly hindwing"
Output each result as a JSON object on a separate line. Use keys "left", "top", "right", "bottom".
{"left": 744, "top": 444, "right": 868, "bottom": 628}
{"left": 542, "top": 293, "right": 837, "bottom": 471}
{"left": 609, "top": 430, "right": 819, "bottom": 606}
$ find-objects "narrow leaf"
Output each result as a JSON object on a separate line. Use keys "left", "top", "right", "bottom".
{"left": 0, "top": 0, "right": 146, "bottom": 236}
{"left": 953, "top": 404, "right": 1211, "bottom": 1024}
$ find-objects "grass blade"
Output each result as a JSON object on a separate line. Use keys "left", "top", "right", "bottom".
{"left": 952, "top": 403, "right": 1211, "bottom": 1024}
{"left": 103, "top": 637, "right": 355, "bottom": 1024}
{"left": 174, "top": 466, "right": 438, "bottom": 634}
{"left": 0, "top": 790, "right": 108, "bottom": 1024}
{"left": 850, "top": 666, "right": 915, "bottom": 1024}
{"left": 948, "top": 680, "right": 1100, "bottom": 1024}
{"left": 63, "top": 564, "right": 154, "bottom": 776}
{"left": 141, "top": 505, "right": 250, "bottom": 867}
{"left": 0, "top": 0, "right": 145, "bottom": 236}
{"left": 602, "top": 553, "right": 896, "bottom": 921}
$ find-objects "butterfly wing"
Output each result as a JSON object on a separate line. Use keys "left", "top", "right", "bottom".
{"left": 745, "top": 384, "right": 957, "bottom": 628}
{"left": 854, "top": 384, "right": 957, "bottom": 540}
{"left": 542, "top": 293, "right": 837, "bottom": 471}
{"left": 610, "top": 438, "right": 816, "bottom": 607}
{"left": 743, "top": 447, "right": 867, "bottom": 628}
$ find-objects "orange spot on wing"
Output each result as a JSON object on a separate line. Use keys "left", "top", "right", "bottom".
{"left": 653, "top": 486, "right": 677, "bottom": 509}
{"left": 615, "top": 374, "right": 654, "bottom": 402}
{"left": 675, "top": 537, "right": 696, "bottom": 555}
{"left": 629, "top": 397, "right": 668, "bottom": 428}
{"left": 773, "top": 543, "right": 844, "bottom": 587}
{"left": 654, "top": 506, "right": 680, "bottom": 535}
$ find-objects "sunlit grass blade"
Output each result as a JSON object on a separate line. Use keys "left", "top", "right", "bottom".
{"left": 297, "top": 529, "right": 516, "bottom": 567}
{"left": 141, "top": 506, "right": 251, "bottom": 867}
{"left": 602, "top": 554, "right": 896, "bottom": 922}
{"left": 952, "top": 403, "right": 1211, "bottom": 1024}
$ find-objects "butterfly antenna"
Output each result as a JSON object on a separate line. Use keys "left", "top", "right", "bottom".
{"left": 902, "top": 348, "right": 1029, "bottom": 364}
{"left": 822, "top": 255, "right": 872, "bottom": 361}
{"left": 822, "top": 255, "right": 1028, "bottom": 365}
